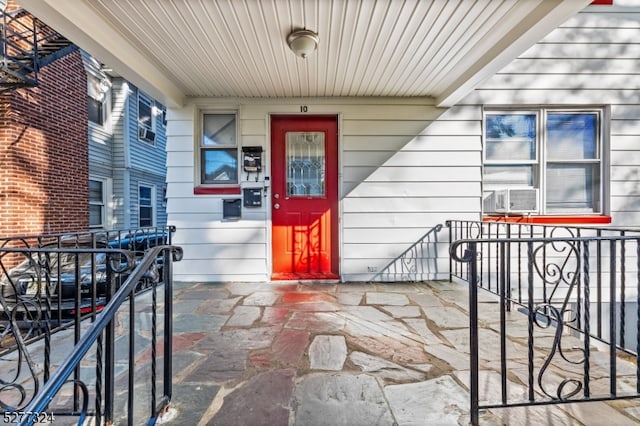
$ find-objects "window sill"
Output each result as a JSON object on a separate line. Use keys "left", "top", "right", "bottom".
{"left": 483, "top": 215, "right": 612, "bottom": 225}
{"left": 194, "top": 186, "right": 241, "bottom": 195}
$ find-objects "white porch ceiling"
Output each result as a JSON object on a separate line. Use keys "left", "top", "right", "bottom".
{"left": 20, "top": 0, "right": 592, "bottom": 108}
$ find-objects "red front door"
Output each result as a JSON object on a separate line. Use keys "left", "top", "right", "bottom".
{"left": 271, "top": 115, "right": 339, "bottom": 280}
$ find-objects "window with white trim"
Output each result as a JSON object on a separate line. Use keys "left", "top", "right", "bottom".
{"left": 139, "top": 184, "right": 155, "bottom": 227}
{"left": 483, "top": 108, "right": 604, "bottom": 215}
{"left": 138, "top": 92, "right": 157, "bottom": 145}
{"left": 89, "top": 178, "right": 106, "bottom": 228}
{"left": 199, "top": 113, "right": 238, "bottom": 185}
{"left": 88, "top": 75, "right": 108, "bottom": 126}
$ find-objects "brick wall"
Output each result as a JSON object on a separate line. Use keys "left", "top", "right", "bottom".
{"left": 0, "top": 49, "right": 88, "bottom": 237}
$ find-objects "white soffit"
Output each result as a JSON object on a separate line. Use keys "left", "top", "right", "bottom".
{"left": 20, "top": 0, "right": 592, "bottom": 108}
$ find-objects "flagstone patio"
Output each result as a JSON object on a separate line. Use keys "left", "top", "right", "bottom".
{"left": 148, "top": 280, "right": 640, "bottom": 425}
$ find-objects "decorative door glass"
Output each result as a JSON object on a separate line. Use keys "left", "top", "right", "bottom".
{"left": 286, "top": 132, "right": 325, "bottom": 197}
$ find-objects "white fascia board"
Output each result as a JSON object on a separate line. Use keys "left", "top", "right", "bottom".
{"left": 435, "top": 0, "right": 593, "bottom": 108}
{"left": 20, "top": 0, "right": 185, "bottom": 108}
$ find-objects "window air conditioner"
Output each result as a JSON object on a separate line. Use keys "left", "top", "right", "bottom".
{"left": 139, "top": 127, "right": 156, "bottom": 142}
{"left": 494, "top": 188, "right": 538, "bottom": 214}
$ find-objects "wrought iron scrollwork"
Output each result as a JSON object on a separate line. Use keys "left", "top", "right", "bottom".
{"left": 0, "top": 239, "right": 44, "bottom": 411}
{"left": 531, "top": 236, "right": 579, "bottom": 310}
{"left": 0, "top": 238, "right": 134, "bottom": 412}
{"left": 529, "top": 235, "right": 588, "bottom": 401}
{"left": 533, "top": 304, "right": 585, "bottom": 400}
{"left": 373, "top": 224, "right": 442, "bottom": 282}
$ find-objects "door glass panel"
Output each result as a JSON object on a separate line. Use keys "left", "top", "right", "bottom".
{"left": 286, "top": 132, "right": 325, "bottom": 197}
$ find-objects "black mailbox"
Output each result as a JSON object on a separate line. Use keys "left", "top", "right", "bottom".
{"left": 243, "top": 188, "right": 262, "bottom": 207}
{"left": 222, "top": 198, "right": 242, "bottom": 220}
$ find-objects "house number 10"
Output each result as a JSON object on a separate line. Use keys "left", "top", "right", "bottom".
{"left": 300, "top": 106, "right": 308, "bottom": 112}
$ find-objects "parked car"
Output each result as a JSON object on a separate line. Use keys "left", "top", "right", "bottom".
{"left": 107, "top": 229, "right": 169, "bottom": 252}
{"left": 0, "top": 232, "right": 165, "bottom": 322}
{"left": 107, "top": 229, "right": 170, "bottom": 280}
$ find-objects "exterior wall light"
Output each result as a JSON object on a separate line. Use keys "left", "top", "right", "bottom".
{"left": 287, "top": 29, "right": 319, "bottom": 59}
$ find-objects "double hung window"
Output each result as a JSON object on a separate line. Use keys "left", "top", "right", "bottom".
{"left": 138, "top": 93, "right": 157, "bottom": 144}
{"left": 484, "top": 108, "right": 604, "bottom": 215}
{"left": 200, "top": 113, "right": 238, "bottom": 185}
{"left": 139, "top": 184, "right": 155, "bottom": 227}
{"left": 88, "top": 75, "right": 107, "bottom": 126}
{"left": 89, "top": 178, "right": 106, "bottom": 228}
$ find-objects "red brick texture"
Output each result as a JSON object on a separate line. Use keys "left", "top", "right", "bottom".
{"left": 0, "top": 49, "right": 88, "bottom": 237}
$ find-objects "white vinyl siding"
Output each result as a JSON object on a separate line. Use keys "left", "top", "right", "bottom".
{"left": 469, "top": 6, "right": 638, "bottom": 225}
{"left": 166, "top": 99, "right": 476, "bottom": 282}
{"left": 165, "top": 6, "right": 640, "bottom": 283}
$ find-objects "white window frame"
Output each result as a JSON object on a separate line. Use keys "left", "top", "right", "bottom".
{"left": 138, "top": 92, "right": 157, "bottom": 146}
{"left": 88, "top": 74, "right": 110, "bottom": 128}
{"left": 89, "top": 177, "right": 108, "bottom": 229}
{"left": 197, "top": 111, "right": 239, "bottom": 186}
{"left": 483, "top": 107, "right": 606, "bottom": 216}
{"left": 138, "top": 183, "right": 156, "bottom": 227}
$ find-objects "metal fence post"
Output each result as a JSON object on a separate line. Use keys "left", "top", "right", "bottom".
{"left": 467, "top": 241, "right": 480, "bottom": 426}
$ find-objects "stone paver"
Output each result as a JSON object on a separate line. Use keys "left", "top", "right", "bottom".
{"left": 173, "top": 313, "right": 228, "bottom": 333}
{"left": 286, "top": 311, "right": 345, "bottom": 332}
{"left": 209, "top": 369, "right": 296, "bottom": 426}
{"left": 291, "top": 374, "right": 394, "bottom": 425}
{"left": 403, "top": 317, "right": 440, "bottom": 342}
{"left": 424, "top": 306, "right": 469, "bottom": 329}
{"left": 163, "top": 383, "right": 220, "bottom": 426}
{"left": 309, "top": 335, "right": 347, "bottom": 370}
{"left": 381, "top": 305, "right": 421, "bottom": 318}
{"left": 225, "top": 305, "right": 261, "bottom": 327}
{"left": 272, "top": 329, "right": 309, "bottom": 365}
{"left": 384, "top": 375, "right": 468, "bottom": 425}
{"left": 184, "top": 350, "right": 248, "bottom": 383}
{"left": 365, "top": 292, "right": 410, "bottom": 306}
{"left": 349, "top": 351, "right": 426, "bottom": 382}
{"left": 424, "top": 343, "right": 470, "bottom": 371}
{"left": 335, "top": 292, "right": 363, "bottom": 305}
{"left": 344, "top": 305, "right": 395, "bottom": 322}
{"left": 243, "top": 291, "right": 280, "bottom": 306}
{"left": 198, "top": 296, "right": 241, "bottom": 314}
{"left": 351, "top": 335, "right": 430, "bottom": 364}
{"left": 261, "top": 306, "right": 290, "bottom": 325}
{"left": 193, "top": 326, "right": 280, "bottom": 351}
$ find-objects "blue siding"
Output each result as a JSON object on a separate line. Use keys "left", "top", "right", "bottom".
{"left": 129, "top": 170, "right": 167, "bottom": 227}
{"left": 83, "top": 50, "right": 168, "bottom": 230}
{"left": 128, "top": 86, "right": 167, "bottom": 173}
{"left": 125, "top": 85, "right": 168, "bottom": 227}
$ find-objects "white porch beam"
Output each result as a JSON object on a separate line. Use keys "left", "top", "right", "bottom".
{"left": 20, "top": 0, "right": 186, "bottom": 108}
{"left": 435, "top": 0, "right": 593, "bottom": 108}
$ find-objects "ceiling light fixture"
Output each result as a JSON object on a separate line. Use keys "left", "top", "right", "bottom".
{"left": 287, "top": 29, "right": 319, "bottom": 59}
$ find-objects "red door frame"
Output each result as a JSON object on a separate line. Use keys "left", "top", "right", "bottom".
{"left": 270, "top": 115, "right": 339, "bottom": 280}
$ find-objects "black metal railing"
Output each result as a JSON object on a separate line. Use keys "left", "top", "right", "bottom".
{"left": 0, "top": 226, "right": 181, "bottom": 424}
{"left": 370, "top": 224, "right": 443, "bottom": 282}
{"left": 447, "top": 220, "right": 640, "bottom": 425}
